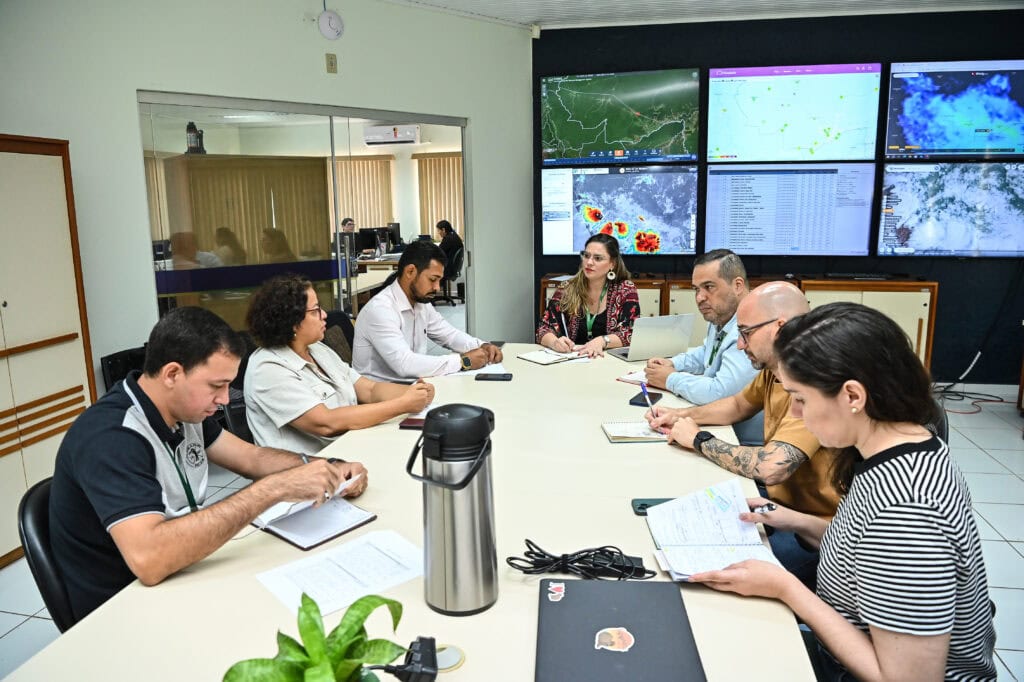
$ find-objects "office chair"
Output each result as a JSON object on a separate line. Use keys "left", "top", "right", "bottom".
{"left": 433, "top": 247, "right": 464, "bottom": 307}
{"left": 18, "top": 478, "right": 78, "bottom": 633}
{"left": 323, "top": 310, "right": 356, "bottom": 364}
{"left": 221, "top": 390, "right": 254, "bottom": 443}
{"left": 99, "top": 346, "right": 147, "bottom": 393}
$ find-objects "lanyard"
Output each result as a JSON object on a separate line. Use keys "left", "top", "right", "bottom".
{"left": 707, "top": 329, "right": 727, "bottom": 366}
{"left": 585, "top": 283, "right": 608, "bottom": 339}
{"left": 162, "top": 440, "right": 198, "bottom": 513}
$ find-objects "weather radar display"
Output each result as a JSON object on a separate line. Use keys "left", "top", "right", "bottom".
{"left": 886, "top": 60, "right": 1024, "bottom": 159}
{"left": 540, "top": 69, "right": 700, "bottom": 165}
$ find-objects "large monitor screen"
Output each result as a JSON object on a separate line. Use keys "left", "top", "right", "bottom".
{"left": 878, "top": 163, "right": 1024, "bottom": 257}
{"left": 705, "top": 163, "right": 875, "bottom": 256}
{"left": 541, "top": 165, "right": 698, "bottom": 255}
{"left": 885, "top": 59, "right": 1024, "bottom": 159}
{"left": 540, "top": 69, "right": 700, "bottom": 166}
{"left": 707, "top": 63, "right": 881, "bottom": 162}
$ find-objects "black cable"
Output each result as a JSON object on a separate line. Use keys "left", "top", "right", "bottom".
{"left": 506, "top": 539, "right": 655, "bottom": 580}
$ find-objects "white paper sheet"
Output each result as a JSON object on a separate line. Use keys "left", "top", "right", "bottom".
{"left": 456, "top": 362, "right": 509, "bottom": 376}
{"left": 257, "top": 530, "right": 423, "bottom": 614}
{"left": 600, "top": 421, "right": 667, "bottom": 442}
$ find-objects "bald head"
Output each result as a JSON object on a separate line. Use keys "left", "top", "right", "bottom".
{"left": 740, "top": 281, "right": 809, "bottom": 321}
{"left": 735, "top": 282, "right": 809, "bottom": 371}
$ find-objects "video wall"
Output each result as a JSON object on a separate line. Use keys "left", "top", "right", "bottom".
{"left": 538, "top": 58, "right": 1024, "bottom": 259}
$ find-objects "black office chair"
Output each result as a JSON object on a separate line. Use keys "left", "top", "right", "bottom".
{"left": 18, "top": 478, "right": 78, "bottom": 633}
{"left": 99, "top": 346, "right": 147, "bottom": 393}
{"left": 323, "top": 310, "right": 356, "bottom": 364}
{"left": 221, "top": 389, "right": 254, "bottom": 443}
{"left": 433, "top": 247, "right": 464, "bottom": 306}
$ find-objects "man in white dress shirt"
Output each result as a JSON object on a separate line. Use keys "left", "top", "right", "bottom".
{"left": 352, "top": 241, "right": 502, "bottom": 382}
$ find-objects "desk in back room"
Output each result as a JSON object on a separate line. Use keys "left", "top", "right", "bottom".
{"left": 10, "top": 344, "right": 813, "bottom": 681}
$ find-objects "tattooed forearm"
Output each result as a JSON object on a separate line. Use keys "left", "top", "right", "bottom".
{"left": 698, "top": 438, "right": 808, "bottom": 484}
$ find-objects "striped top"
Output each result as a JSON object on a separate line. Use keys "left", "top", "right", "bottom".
{"left": 817, "top": 437, "right": 996, "bottom": 681}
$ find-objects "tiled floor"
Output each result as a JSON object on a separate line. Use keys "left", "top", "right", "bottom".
{"left": 0, "top": 382, "right": 1021, "bottom": 679}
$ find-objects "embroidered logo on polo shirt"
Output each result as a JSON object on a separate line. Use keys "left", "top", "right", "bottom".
{"left": 185, "top": 442, "right": 205, "bottom": 467}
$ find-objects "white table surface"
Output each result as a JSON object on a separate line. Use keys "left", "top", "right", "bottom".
{"left": 11, "top": 343, "right": 813, "bottom": 681}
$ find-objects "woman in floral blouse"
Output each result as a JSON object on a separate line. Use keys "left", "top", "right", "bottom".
{"left": 536, "top": 234, "right": 641, "bottom": 358}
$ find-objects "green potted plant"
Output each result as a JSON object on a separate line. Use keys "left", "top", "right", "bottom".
{"left": 224, "top": 593, "right": 407, "bottom": 682}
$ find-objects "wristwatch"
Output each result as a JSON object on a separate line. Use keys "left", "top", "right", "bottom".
{"left": 692, "top": 430, "right": 716, "bottom": 455}
{"left": 602, "top": 334, "right": 611, "bottom": 347}
{"left": 460, "top": 354, "right": 473, "bottom": 371}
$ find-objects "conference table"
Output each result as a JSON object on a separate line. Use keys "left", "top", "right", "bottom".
{"left": 12, "top": 344, "right": 814, "bottom": 681}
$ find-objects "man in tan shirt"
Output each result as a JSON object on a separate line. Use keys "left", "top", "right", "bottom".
{"left": 648, "top": 281, "right": 839, "bottom": 586}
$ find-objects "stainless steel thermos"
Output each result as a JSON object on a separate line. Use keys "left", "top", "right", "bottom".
{"left": 406, "top": 404, "right": 497, "bottom": 616}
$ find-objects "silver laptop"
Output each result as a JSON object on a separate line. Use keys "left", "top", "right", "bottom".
{"left": 608, "top": 313, "right": 694, "bottom": 362}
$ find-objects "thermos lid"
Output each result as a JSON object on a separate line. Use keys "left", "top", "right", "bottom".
{"left": 422, "top": 404, "right": 495, "bottom": 462}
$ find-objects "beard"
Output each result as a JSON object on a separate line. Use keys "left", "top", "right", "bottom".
{"left": 412, "top": 290, "right": 435, "bottom": 304}
{"left": 746, "top": 352, "right": 766, "bottom": 371}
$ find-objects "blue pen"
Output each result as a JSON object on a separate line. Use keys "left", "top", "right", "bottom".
{"left": 640, "top": 382, "right": 655, "bottom": 412}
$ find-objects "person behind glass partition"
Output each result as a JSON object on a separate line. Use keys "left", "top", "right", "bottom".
{"left": 261, "top": 228, "right": 296, "bottom": 263}
{"left": 213, "top": 226, "right": 247, "bottom": 266}
{"left": 170, "top": 231, "right": 222, "bottom": 269}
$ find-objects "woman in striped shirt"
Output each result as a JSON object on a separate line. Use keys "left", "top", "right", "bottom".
{"left": 690, "top": 302, "right": 995, "bottom": 681}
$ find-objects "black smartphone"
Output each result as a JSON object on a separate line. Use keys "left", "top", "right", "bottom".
{"left": 475, "top": 373, "right": 513, "bottom": 381}
{"left": 489, "top": 341, "right": 506, "bottom": 348}
{"left": 631, "top": 498, "right": 672, "bottom": 516}
{"left": 399, "top": 417, "right": 425, "bottom": 430}
{"left": 628, "top": 390, "right": 662, "bottom": 406}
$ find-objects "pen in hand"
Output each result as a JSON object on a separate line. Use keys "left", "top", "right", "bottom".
{"left": 640, "top": 382, "right": 655, "bottom": 412}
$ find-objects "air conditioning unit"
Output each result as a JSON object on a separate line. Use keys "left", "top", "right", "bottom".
{"left": 363, "top": 124, "right": 420, "bottom": 146}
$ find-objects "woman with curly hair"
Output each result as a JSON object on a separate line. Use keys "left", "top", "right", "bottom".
{"left": 244, "top": 274, "right": 434, "bottom": 453}
{"left": 535, "top": 233, "right": 640, "bottom": 358}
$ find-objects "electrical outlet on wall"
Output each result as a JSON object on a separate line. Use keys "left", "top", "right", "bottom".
{"left": 326, "top": 53, "right": 338, "bottom": 74}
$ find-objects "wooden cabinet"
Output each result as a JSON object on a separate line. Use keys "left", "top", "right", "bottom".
{"left": 0, "top": 135, "right": 96, "bottom": 566}
{"left": 632, "top": 276, "right": 664, "bottom": 319}
{"left": 800, "top": 280, "right": 938, "bottom": 368}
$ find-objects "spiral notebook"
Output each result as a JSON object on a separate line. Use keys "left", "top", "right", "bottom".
{"left": 601, "top": 421, "right": 667, "bottom": 443}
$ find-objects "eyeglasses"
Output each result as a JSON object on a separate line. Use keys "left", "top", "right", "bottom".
{"left": 579, "top": 250, "right": 609, "bottom": 263}
{"left": 306, "top": 304, "right": 325, "bottom": 316}
{"left": 737, "top": 318, "right": 778, "bottom": 343}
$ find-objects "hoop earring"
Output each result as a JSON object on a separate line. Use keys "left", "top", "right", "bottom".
{"left": 607, "top": 271, "right": 616, "bottom": 281}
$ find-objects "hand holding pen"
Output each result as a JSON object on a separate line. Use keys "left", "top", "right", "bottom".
{"left": 550, "top": 312, "right": 574, "bottom": 353}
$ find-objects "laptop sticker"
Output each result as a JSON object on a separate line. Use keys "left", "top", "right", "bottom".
{"left": 547, "top": 582, "right": 565, "bottom": 602}
{"left": 594, "top": 627, "right": 635, "bottom": 652}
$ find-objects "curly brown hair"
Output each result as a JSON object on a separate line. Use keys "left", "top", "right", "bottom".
{"left": 246, "top": 273, "right": 312, "bottom": 347}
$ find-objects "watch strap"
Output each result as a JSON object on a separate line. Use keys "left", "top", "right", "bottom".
{"left": 693, "top": 430, "right": 715, "bottom": 454}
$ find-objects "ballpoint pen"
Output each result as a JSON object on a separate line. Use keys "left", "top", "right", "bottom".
{"left": 640, "top": 382, "right": 655, "bottom": 412}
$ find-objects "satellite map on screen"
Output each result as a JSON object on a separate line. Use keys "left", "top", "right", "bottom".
{"left": 572, "top": 168, "right": 697, "bottom": 255}
{"left": 541, "top": 70, "right": 700, "bottom": 165}
{"left": 879, "top": 163, "right": 1024, "bottom": 257}
{"left": 886, "top": 61, "right": 1024, "bottom": 158}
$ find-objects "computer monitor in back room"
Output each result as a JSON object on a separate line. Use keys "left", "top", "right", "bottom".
{"left": 386, "top": 222, "right": 401, "bottom": 248}
{"left": 355, "top": 228, "right": 382, "bottom": 253}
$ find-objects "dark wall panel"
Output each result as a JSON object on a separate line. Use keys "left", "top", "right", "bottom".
{"left": 532, "top": 10, "right": 1024, "bottom": 383}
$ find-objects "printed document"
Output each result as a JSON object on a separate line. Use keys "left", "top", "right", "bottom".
{"left": 257, "top": 530, "right": 423, "bottom": 614}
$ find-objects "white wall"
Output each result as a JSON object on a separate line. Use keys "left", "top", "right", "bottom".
{"left": 0, "top": 0, "right": 533, "bottom": 385}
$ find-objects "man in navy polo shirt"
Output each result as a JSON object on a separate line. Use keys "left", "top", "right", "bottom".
{"left": 50, "top": 307, "right": 369, "bottom": 622}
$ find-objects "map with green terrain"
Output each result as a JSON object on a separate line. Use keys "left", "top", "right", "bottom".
{"left": 541, "top": 70, "right": 700, "bottom": 164}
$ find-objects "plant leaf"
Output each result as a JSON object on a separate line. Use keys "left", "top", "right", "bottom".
{"left": 223, "top": 658, "right": 304, "bottom": 682}
{"left": 274, "top": 631, "right": 311, "bottom": 666}
{"left": 333, "top": 659, "right": 363, "bottom": 680}
{"left": 297, "top": 594, "right": 328, "bottom": 665}
{"left": 328, "top": 595, "right": 403, "bottom": 649}
{"left": 302, "top": 660, "right": 334, "bottom": 682}
{"left": 329, "top": 629, "right": 365, "bottom": 663}
{"left": 358, "top": 639, "right": 407, "bottom": 665}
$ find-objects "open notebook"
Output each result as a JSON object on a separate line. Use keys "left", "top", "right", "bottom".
{"left": 601, "top": 421, "right": 667, "bottom": 443}
{"left": 253, "top": 474, "right": 375, "bottom": 550}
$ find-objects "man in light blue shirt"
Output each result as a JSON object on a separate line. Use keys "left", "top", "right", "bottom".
{"left": 644, "top": 250, "right": 763, "bottom": 445}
